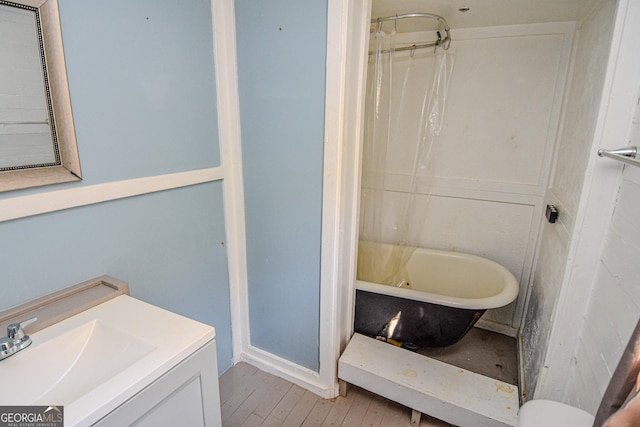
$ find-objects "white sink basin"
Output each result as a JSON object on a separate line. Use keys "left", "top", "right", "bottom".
{"left": 1, "top": 320, "right": 156, "bottom": 404}
{"left": 0, "top": 296, "right": 215, "bottom": 427}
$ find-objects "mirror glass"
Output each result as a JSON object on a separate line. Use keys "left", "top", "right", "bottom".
{"left": 0, "top": 0, "right": 81, "bottom": 192}
{"left": 0, "top": 3, "right": 56, "bottom": 169}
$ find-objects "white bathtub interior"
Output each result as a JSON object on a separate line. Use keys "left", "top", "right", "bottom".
{"left": 357, "top": 242, "right": 519, "bottom": 309}
{"left": 405, "top": 247, "right": 517, "bottom": 303}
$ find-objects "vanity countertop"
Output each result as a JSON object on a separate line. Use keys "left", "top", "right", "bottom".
{"left": 0, "top": 295, "right": 215, "bottom": 427}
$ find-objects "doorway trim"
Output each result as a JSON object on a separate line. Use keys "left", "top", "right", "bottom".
{"left": 318, "top": 0, "right": 372, "bottom": 397}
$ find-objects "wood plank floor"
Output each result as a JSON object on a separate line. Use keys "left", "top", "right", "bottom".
{"left": 219, "top": 362, "right": 455, "bottom": 427}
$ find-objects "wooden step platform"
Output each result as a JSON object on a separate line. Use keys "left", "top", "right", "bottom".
{"left": 338, "top": 333, "right": 519, "bottom": 427}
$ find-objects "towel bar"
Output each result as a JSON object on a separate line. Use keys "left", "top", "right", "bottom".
{"left": 597, "top": 146, "right": 640, "bottom": 168}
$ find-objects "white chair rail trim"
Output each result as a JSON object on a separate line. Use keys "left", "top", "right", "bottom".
{"left": 0, "top": 167, "right": 224, "bottom": 223}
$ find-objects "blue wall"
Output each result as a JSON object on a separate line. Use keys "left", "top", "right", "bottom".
{"left": 0, "top": 0, "right": 233, "bottom": 373}
{"left": 235, "top": 0, "right": 328, "bottom": 371}
{"left": 0, "top": 0, "right": 220, "bottom": 200}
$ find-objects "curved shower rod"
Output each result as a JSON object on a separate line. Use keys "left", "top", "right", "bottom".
{"left": 371, "top": 13, "right": 452, "bottom": 51}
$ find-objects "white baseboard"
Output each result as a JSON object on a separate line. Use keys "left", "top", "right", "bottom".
{"left": 239, "top": 346, "right": 337, "bottom": 399}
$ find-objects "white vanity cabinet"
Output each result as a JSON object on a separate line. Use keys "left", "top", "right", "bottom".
{"left": 93, "top": 339, "right": 221, "bottom": 427}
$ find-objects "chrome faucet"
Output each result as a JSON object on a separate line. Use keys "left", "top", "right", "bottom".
{"left": 0, "top": 317, "right": 37, "bottom": 361}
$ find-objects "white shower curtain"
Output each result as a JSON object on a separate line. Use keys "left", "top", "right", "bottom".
{"left": 357, "top": 28, "right": 454, "bottom": 287}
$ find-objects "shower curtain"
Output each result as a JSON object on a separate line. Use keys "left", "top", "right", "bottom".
{"left": 357, "top": 28, "right": 454, "bottom": 287}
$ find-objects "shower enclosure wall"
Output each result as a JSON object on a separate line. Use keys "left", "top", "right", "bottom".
{"left": 358, "top": 21, "right": 575, "bottom": 333}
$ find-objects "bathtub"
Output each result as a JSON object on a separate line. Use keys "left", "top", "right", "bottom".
{"left": 354, "top": 242, "right": 519, "bottom": 348}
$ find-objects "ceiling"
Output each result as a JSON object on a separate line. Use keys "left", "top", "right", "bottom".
{"left": 372, "top": 0, "right": 601, "bottom": 32}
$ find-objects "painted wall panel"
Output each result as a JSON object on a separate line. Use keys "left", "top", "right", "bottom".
{"left": 435, "top": 33, "right": 565, "bottom": 187}
{"left": 551, "top": 4, "right": 618, "bottom": 219}
{"left": 521, "top": 0, "right": 617, "bottom": 400}
{"left": 521, "top": 216, "right": 570, "bottom": 397}
{"left": 235, "top": 0, "right": 327, "bottom": 371}
{"left": 383, "top": 28, "right": 570, "bottom": 193}
{"left": 0, "top": 1, "right": 232, "bottom": 373}
{"left": 0, "top": 183, "right": 233, "bottom": 373}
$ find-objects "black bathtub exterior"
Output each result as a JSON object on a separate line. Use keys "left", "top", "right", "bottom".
{"left": 354, "top": 289, "right": 485, "bottom": 348}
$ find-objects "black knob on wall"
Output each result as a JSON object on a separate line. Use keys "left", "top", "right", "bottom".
{"left": 546, "top": 204, "right": 559, "bottom": 223}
